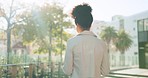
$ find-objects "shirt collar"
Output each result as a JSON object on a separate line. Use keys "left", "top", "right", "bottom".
{"left": 77, "top": 31, "right": 97, "bottom": 37}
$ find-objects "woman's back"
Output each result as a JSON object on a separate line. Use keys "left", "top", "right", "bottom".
{"left": 63, "top": 31, "right": 110, "bottom": 78}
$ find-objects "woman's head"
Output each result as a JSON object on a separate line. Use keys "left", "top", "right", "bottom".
{"left": 71, "top": 3, "right": 93, "bottom": 32}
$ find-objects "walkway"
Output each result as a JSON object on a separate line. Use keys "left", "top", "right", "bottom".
{"left": 107, "top": 68, "right": 148, "bottom": 78}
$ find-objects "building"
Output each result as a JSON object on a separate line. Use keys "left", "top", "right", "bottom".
{"left": 110, "top": 15, "right": 139, "bottom": 67}
{"left": 91, "top": 20, "right": 111, "bottom": 37}
{"left": 92, "top": 12, "right": 147, "bottom": 68}
{"left": 111, "top": 10, "right": 148, "bottom": 68}
{"left": 12, "top": 41, "right": 28, "bottom": 55}
{"left": 127, "top": 11, "right": 148, "bottom": 68}
{"left": 0, "top": 30, "right": 32, "bottom": 63}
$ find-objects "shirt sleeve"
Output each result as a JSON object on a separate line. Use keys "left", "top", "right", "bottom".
{"left": 100, "top": 43, "right": 110, "bottom": 76}
{"left": 63, "top": 40, "right": 74, "bottom": 75}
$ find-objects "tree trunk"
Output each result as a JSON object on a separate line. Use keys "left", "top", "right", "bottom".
{"left": 120, "top": 51, "right": 125, "bottom": 66}
{"left": 60, "top": 25, "right": 63, "bottom": 62}
{"left": 48, "top": 24, "right": 52, "bottom": 78}
{"left": 7, "top": 23, "right": 12, "bottom": 64}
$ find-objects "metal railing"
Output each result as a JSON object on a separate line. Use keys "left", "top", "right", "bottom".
{"left": 0, "top": 53, "right": 139, "bottom": 78}
{"left": 0, "top": 62, "right": 68, "bottom": 78}
{"left": 110, "top": 53, "right": 139, "bottom": 69}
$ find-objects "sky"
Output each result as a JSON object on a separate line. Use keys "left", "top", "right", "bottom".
{"left": 63, "top": 0, "right": 148, "bottom": 21}
{"left": 1, "top": 0, "right": 148, "bottom": 21}
{"left": 1, "top": 0, "right": 148, "bottom": 30}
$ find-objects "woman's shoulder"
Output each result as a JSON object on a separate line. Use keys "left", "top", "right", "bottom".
{"left": 67, "top": 35, "right": 81, "bottom": 43}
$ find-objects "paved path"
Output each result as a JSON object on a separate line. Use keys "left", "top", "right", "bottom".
{"left": 107, "top": 68, "right": 148, "bottom": 78}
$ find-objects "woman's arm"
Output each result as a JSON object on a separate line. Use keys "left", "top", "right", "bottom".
{"left": 100, "top": 43, "right": 110, "bottom": 76}
{"left": 63, "top": 40, "right": 74, "bottom": 75}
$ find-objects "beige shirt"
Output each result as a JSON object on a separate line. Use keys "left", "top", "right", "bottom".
{"left": 63, "top": 31, "right": 110, "bottom": 78}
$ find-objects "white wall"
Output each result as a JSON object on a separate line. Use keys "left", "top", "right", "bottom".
{"left": 124, "top": 10, "right": 148, "bottom": 56}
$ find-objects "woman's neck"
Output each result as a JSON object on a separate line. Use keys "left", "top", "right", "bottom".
{"left": 76, "top": 24, "right": 90, "bottom": 33}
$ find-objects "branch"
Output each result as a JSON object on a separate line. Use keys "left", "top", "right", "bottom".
{"left": 8, "top": 0, "right": 14, "bottom": 19}
{"left": 9, "top": 18, "right": 26, "bottom": 29}
{"left": 10, "top": 9, "right": 16, "bottom": 18}
{"left": 10, "top": 8, "right": 22, "bottom": 19}
{"left": 9, "top": 0, "right": 14, "bottom": 15}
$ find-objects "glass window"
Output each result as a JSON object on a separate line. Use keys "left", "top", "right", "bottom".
{"left": 145, "top": 43, "right": 148, "bottom": 68}
{"left": 144, "top": 19, "right": 148, "bottom": 31}
{"left": 138, "top": 20, "right": 144, "bottom": 31}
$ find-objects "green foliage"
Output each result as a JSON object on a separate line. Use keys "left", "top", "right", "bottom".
{"left": 0, "top": 53, "right": 34, "bottom": 64}
{"left": 115, "top": 29, "right": 133, "bottom": 53}
{"left": 100, "top": 26, "right": 117, "bottom": 53}
{"left": 100, "top": 26, "right": 133, "bottom": 54}
{"left": 12, "top": 2, "right": 72, "bottom": 55}
{"left": 100, "top": 26, "right": 117, "bottom": 44}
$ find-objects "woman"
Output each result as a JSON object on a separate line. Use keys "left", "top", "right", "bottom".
{"left": 63, "top": 3, "right": 110, "bottom": 78}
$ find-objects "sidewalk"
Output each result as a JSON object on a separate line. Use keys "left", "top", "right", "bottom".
{"left": 108, "top": 68, "right": 148, "bottom": 78}
{"left": 112, "top": 68, "right": 148, "bottom": 76}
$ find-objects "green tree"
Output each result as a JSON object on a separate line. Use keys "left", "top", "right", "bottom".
{"left": 0, "top": 0, "right": 24, "bottom": 64}
{"left": 12, "top": 3, "right": 73, "bottom": 77}
{"left": 13, "top": 2, "right": 72, "bottom": 61}
{"left": 115, "top": 29, "right": 133, "bottom": 65}
{"left": 100, "top": 26, "right": 117, "bottom": 53}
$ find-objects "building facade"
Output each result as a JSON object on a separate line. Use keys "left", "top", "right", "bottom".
{"left": 111, "top": 10, "right": 148, "bottom": 68}
{"left": 92, "top": 11, "right": 148, "bottom": 68}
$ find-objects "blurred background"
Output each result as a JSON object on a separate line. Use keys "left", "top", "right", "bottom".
{"left": 0, "top": 0, "right": 148, "bottom": 78}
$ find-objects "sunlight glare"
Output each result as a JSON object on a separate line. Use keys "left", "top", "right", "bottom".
{"left": 20, "top": 0, "right": 46, "bottom": 6}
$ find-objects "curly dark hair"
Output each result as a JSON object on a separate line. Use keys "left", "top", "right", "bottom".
{"left": 71, "top": 3, "right": 93, "bottom": 30}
